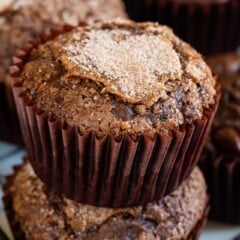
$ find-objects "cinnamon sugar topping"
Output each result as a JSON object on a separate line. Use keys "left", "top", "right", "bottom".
{"left": 63, "top": 28, "right": 182, "bottom": 106}
{"left": 22, "top": 20, "right": 216, "bottom": 134}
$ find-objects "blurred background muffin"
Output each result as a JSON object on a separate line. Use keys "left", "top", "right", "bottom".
{"left": 123, "top": 0, "right": 240, "bottom": 55}
{"left": 200, "top": 52, "right": 240, "bottom": 224}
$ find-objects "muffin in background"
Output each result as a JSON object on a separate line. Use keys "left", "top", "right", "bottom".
{"left": 0, "top": 0, "right": 127, "bottom": 144}
{"left": 10, "top": 19, "right": 219, "bottom": 207}
{"left": 200, "top": 52, "right": 240, "bottom": 224}
{"left": 3, "top": 161, "right": 209, "bottom": 240}
{"left": 123, "top": 0, "right": 240, "bottom": 55}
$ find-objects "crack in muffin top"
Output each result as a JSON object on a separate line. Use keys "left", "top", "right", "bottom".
{"left": 22, "top": 20, "right": 216, "bottom": 136}
{"left": 63, "top": 27, "right": 182, "bottom": 106}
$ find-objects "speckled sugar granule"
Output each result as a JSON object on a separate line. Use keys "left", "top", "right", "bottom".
{"left": 64, "top": 29, "right": 182, "bottom": 106}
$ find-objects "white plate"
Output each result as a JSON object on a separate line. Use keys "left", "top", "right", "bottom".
{"left": 0, "top": 141, "right": 239, "bottom": 240}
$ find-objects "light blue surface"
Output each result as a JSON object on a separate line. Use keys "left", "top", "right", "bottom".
{"left": 0, "top": 141, "right": 239, "bottom": 240}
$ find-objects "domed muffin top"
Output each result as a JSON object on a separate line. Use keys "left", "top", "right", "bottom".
{"left": 22, "top": 20, "right": 216, "bottom": 136}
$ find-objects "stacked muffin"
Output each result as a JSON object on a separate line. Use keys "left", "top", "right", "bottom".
{"left": 0, "top": 0, "right": 127, "bottom": 144}
{"left": 2, "top": 18, "right": 220, "bottom": 239}
{"left": 4, "top": 160, "right": 209, "bottom": 239}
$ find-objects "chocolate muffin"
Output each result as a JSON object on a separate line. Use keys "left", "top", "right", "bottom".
{"left": 0, "top": 0, "right": 127, "bottom": 144}
{"left": 123, "top": 0, "right": 240, "bottom": 55}
{"left": 3, "top": 161, "right": 209, "bottom": 240}
{"left": 199, "top": 52, "right": 240, "bottom": 224}
{"left": 10, "top": 19, "right": 219, "bottom": 207}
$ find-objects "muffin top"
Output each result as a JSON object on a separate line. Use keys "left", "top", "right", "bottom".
{"left": 22, "top": 20, "right": 216, "bottom": 137}
{"left": 0, "top": 0, "right": 127, "bottom": 83}
{"left": 10, "top": 162, "right": 207, "bottom": 240}
{"left": 205, "top": 52, "right": 240, "bottom": 154}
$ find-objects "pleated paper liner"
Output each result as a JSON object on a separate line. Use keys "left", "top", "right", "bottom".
{"left": 199, "top": 150, "right": 240, "bottom": 224}
{"left": 123, "top": 0, "right": 240, "bottom": 55}
{"left": 0, "top": 82, "right": 23, "bottom": 145}
{"left": 3, "top": 161, "right": 210, "bottom": 240}
{"left": 10, "top": 24, "right": 220, "bottom": 207}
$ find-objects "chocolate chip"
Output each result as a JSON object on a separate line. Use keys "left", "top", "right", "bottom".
{"left": 85, "top": 225, "right": 98, "bottom": 235}
{"left": 111, "top": 104, "right": 135, "bottom": 121}
{"left": 136, "top": 216, "right": 157, "bottom": 229}
{"left": 55, "top": 96, "right": 64, "bottom": 104}
{"left": 122, "top": 212, "right": 133, "bottom": 220}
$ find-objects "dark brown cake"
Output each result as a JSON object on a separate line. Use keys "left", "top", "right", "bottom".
{"left": 199, "top": 52, "right": 240, "bottom": 224}
{"left": 10, "top": 19, "right": 219, "bottom": 207}
{"left": 3, "top": 161, "right": 208, "bottom": 240}
{"left": 0, "top": 0, "right": 127, "bottom": 144}
{"left": 123, "top": 0, "right": 240, "bottom": 55}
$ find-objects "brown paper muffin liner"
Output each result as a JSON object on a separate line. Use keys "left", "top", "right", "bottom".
{"left": 0, "top": 82, "right": 23, "bottom": 145}
{"left": 9, "top": 24, "right": 220, "bottom": 207}
{"left": 2, "top": 162, "right": 209, "bottom": 240}
{"left": 123, "top": 0, "right": 240, "bottom": 55}
{"left": 199, "top": 151, "right": 240, "bottom": 224}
